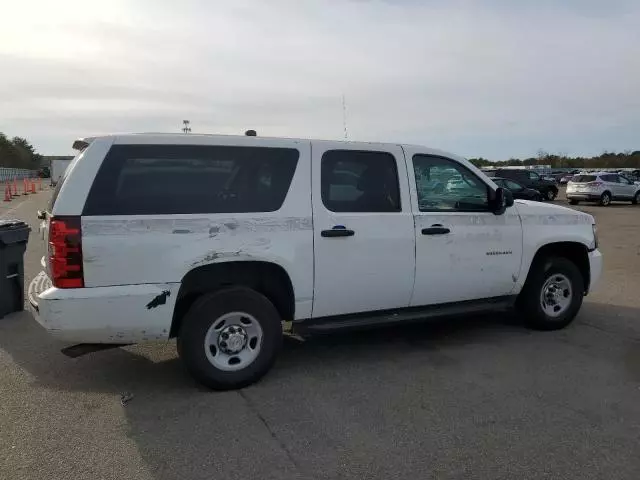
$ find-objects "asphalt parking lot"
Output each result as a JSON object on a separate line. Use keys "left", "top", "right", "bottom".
{"left": 1, "top": 188, "right": 639, "bottom": 480}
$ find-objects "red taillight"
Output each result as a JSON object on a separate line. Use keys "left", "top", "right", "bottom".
{"left": 48, "top": 216, "right": 84, "bottom": 288}
{"left": 587, "top": 181, "right": 603, "bottom": 187}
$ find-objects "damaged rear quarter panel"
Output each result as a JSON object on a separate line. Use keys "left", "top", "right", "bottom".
{"left": 80, "top": 138, "right": 314, "bottom": 320}
{"left": 38, "top": 283, "right": 180, "bottom": 343}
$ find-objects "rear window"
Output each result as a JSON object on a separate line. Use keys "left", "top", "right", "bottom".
{"left": 83, "top": 145, "right": 299, "bottom": 215}
{"left": 571, "top": 175, "right": 597, "bottom": 183}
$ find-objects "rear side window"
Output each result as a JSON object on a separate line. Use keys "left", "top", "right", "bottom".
{"left": 321, "top": 150, "right": 401, "bottom": 212}
{"left": 572, "top": 175, "right": 596, "bottom": 183}
{"left": 83, "top": 145, "right": 299, "bottom": 215}
{"left": 49, "top": 153, "right": 82, "bottom": 211}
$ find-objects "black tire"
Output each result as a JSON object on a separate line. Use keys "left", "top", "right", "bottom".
{"left": 177, "top": 287, "right": 283, "bottom": 390}
{"left": 632, "top": 192, "right": 640, "bottom": 205}
{"left": 568, "top": 199, "right": 579, "bottom": 205}
{"left": 545, "top": 189, "right": 557, "bottom": 201}
{"left": 599, "top": 191, "right": 611, "bottom": 206}
{"left": 517, "top": 256, "right": 584, "bottom": 331}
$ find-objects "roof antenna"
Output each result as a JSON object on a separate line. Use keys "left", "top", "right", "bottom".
{"left": 342, "top": 94, "right": 349, "bottom": 140}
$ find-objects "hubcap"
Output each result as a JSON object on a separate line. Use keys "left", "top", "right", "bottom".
{"left": 540, "top": 273, "right": 573, "bottom": 318}
{"left": 547, "top": 190, "right": 554, "bottom": 200}
{"left": 204, "top": 312, "right": 263, "bottom": 371}
{"left": 603, "top": 194, "right": 610, "bottom": 205}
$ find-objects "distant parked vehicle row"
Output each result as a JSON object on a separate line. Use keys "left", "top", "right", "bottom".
{"left": 566, "top": 172, "right": 640, "bottom": 206}
{"left": 483, "top": 168, "right": 558, "bottom": 201}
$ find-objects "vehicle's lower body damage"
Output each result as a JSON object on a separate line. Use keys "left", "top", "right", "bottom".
{"left": 28, "top": 270, "right": 179, "bottom": 345}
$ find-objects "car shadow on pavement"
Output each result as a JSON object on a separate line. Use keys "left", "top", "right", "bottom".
{"left": 2, "top": 302, "right": 638, "bottom": 396}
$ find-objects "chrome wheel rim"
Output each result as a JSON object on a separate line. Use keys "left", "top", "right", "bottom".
{"left": 602, "top": 194, "right": 610, "bottom": 205}
{"left": 540, "top": 273, "right": 573, "bottom": 318}
{"left": 547, "top": 190, "right": 555, "bottom": 200}
{"left": 204, "top": 312, "right": 263, "bottom": 371}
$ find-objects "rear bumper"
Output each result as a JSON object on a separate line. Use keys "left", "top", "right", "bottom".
{"left": 587, "top": 249, "right": 603, "bottom": 294}
{"left": 28, "top": 271, "right": 178, "bottom": 344}
{"left": 566, "top": 193, "right": 601, "bottom": 201}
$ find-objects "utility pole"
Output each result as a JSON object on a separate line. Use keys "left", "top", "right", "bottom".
{"left": 182, "top": 120, "right": 191, "bottom": 134}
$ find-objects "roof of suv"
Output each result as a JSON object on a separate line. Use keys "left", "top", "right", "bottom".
{"left": 72, "top": 133, "right": 464, "bottom": 161}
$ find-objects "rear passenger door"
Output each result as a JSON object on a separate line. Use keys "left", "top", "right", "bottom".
{"left": 311, "top": 142, "right": 415, "bottom": 318}
{"left": 600, "top": 174, "right": 620, "bottom": 197}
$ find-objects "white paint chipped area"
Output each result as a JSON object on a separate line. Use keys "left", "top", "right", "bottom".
{"left": 82, "top": 216, "right": 313, "bottom": 236}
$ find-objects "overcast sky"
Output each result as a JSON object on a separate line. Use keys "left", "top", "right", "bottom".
{"left": 1, "top": 0, "right": 638, "bottom": 159}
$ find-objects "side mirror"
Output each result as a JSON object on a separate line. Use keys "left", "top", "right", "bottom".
{"left": 491, "top": 187, "right": 513, "bottom": 215}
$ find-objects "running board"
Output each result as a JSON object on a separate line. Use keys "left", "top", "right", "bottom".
{"left": 294, "top": 296, "right": 516, "bottom": 335}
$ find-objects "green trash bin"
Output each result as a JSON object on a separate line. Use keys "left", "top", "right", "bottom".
{"left": 0, "top": 219, "right": 30, "bottom": 318}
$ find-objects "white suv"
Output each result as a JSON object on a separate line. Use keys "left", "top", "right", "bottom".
{"left": 567, "top": 172, "right": 640, "bottom": 206}
{"left": 29, "top": 134, "right": 603, "bottom": 389}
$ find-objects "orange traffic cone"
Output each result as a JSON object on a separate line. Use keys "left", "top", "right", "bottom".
{"left": 22, "top": 178, "right": 28, "bottom": 195}
{"left": 3, "top": 183, "right": 11, "bottom": 202}
{"left": 31, "top": 180, "right": 36, "bottom": 194}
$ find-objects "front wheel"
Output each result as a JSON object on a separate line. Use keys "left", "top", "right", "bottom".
{"left": 517, "top": 257, "right": 584, "bottom": 331}
{"left": 568, "top": 199, "right": 579, "bottom": 205}
{"left": 546, "top": 189, "right": 557, "bottom": 201}
{"left": 632, "top": 192, "right": 640, "bottom": 205}
{"left": 178, "top": 287, "right": 283, "bottom": 390}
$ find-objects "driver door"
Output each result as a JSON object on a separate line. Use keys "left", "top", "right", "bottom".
{"left": 405, "top": 149, "right": 523, "bottom": 306}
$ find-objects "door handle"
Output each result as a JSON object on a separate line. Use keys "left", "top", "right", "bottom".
{"left": 321, "top": 226, "right": 355, "bottom": 238}
{"left": 421, "top": 225, "right": 450, "bottom": 235}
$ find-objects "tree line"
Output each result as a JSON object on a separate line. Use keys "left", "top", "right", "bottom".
{"left": 469, "top": 150, "right": 640, "bottom": 170}
{"left": 0, "top": 132, "right": 43, "bottom": 169}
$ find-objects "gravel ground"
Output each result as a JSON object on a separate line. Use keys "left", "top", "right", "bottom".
{"left": 1, "top": 188, "right": 639, "bottom": 480}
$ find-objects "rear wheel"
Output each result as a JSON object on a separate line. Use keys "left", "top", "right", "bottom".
{"left": 600, "top": 192, "right": 611, "bottom": 206}
{"left": 546, "top": 189, "right": 557, "bottom": 201}
{"left": 568, "top": 199, "right": 579, "bottom": 205}
{"left": 632, "top": 192, "right": 640, "bottom": 205}
{"left": 518, "top": 257, "right": 584, "bottom": 331}
{"left": 177, "top": 287, "right": 283, "bottom": 390}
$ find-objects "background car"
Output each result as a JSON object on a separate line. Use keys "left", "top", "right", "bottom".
{"left": 490, "top": 177, "right": 542, "bottom": 201}
{"left": 484, "top": 168, "right": 558, "bottom": 201}
{"left": 566, "top": 172, "right": 640, "bottom": 206}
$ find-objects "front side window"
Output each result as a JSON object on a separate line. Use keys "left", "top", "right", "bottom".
{"left": 321, "top": 150, "right": 401, "bottom": 212}
{"left": 83, "top": 145, "right": 299, "bottom": 215}
{"left": 413, "top": 155, "right": 489, "bottom": 212}
{"left": 527, "top": 171, "right": 540, "bottom": 180}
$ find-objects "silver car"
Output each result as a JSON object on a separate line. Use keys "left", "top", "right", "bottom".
{"left": 566, "top": 172, "right": 640, "bottom": 206}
